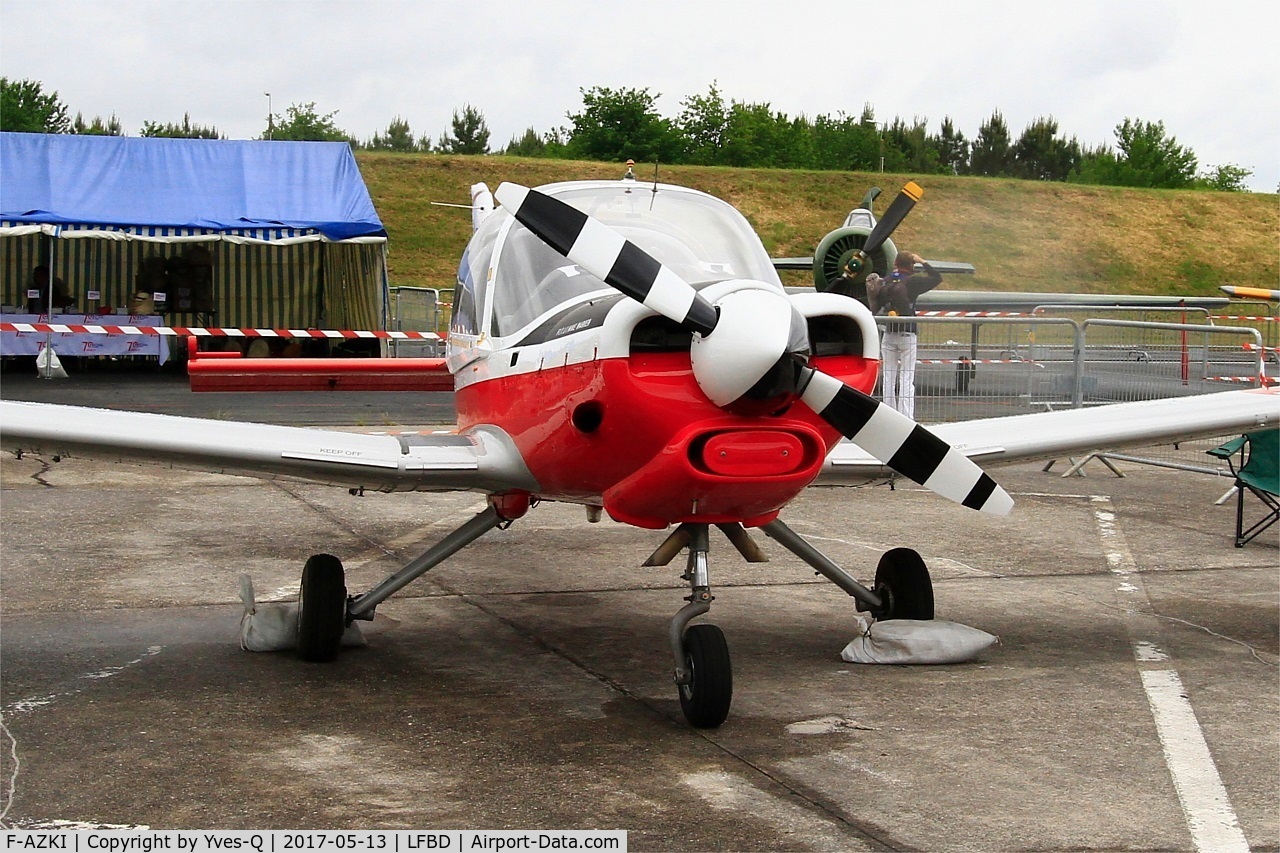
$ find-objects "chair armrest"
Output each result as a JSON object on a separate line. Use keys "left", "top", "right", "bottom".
{"left": 1207, "top": 435, "right": 1248, "bottom": 459}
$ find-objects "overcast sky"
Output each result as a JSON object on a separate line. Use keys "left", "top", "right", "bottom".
{"left": 2, "top": 0, "right": 1276, "bottom": 192}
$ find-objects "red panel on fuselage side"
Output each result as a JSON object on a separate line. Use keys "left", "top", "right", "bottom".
{"left": 455, "top": 351, "right": 878, "bottom": 526}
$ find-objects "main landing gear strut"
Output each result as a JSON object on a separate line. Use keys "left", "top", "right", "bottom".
{"left": 292, "top": 497, "right": 933, "bottom": 731}
{"left": 295, "top": 494, "right": 529, "bottom": 663}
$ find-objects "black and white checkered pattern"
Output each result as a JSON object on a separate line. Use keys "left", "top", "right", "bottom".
{"left": 495, "top": 183, "right": 718, "bottom": 335}
{"left": 801, "top": 369, "right": 1013, "bottom": 515}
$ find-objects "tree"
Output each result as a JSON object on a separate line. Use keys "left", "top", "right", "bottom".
{"left": 1197, "top": 163, "right": 1252, "bottom": 192}
{"left": 675, "top": 81, "right": 730, "bottom": 165}
{"left": 141, "top": 113, "right": 222, "bottom": 139}
{"left": 967, "top": 110, "right": 1013, "bottom": 177}
{"left": 1112, "top": 118, "right": 1198, "bottom": 188}
{"left": 934, "top": 117, "right": 969, "bottom": 176}
{"left": 1011, "top": 116, "right": 1080, "bottom": 181}
{"left": 1070, "top": 145, "right": 1123, "bottom": 186}
{"left": 718, "top": 101, "right": 813, "bottom": 169}
{"left": 566, "top": 86, "right": 682, "bottom": 164}
{"left": 880, "top": 116, "right": 938, "bottom": 173}
{"left": 366, "top": 116, "right": 419, "bottom": 152}
{"left": 1073, "top": 118, "right": 1199, "bottom": 189}
{"left": 266, "top": 102, "right": 350, "bottom": 142}
{"left": 0, "top": 77, "right": 71, "bottom": 133}
{"left": 504, "top": 127, "right": 546, "bottom": 157}
{"left": 810, "top": 110, "right": 880, "bottom": 172}
{"left": 437, "top": 105, "right": 490, "bottom": 155}
{"left": 72, "top": 112, "right": 123, "bottom": 136}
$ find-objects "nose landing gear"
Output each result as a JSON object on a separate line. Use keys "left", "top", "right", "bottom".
{"left": 660, "top": 524, "right": 733, "bottom": 729}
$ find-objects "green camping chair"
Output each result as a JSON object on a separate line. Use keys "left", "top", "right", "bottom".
{"left": 1207, "top": 429, "right": 1280, "bottom": 547}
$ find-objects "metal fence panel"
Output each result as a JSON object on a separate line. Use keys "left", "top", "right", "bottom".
{"left": 899, "top": 315, "right": 1082, "bottom": 424}
{"left": 389, "top": 286, "right": 440, "bottom": 357}
{"left": 1079, "top": 319, "right": 1264, "bottom": 404}
{"left": 897, "top": 314, "right": 1270, "bottom": 476}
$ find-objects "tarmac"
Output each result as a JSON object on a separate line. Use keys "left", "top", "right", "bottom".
{"left": 1, "top": 365, "right": 1277, "bottom": 851}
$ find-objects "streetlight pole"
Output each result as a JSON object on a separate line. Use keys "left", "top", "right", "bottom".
{"left": 265, "top": 92, "right": 273, "bottom": 140}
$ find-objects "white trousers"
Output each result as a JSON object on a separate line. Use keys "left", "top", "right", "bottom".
{"left": 881, "top": 330, "right": 918, "bottom": 419}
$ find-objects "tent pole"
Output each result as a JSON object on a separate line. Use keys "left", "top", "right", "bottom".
{"left": 40, "top": 230, "right": 55, "bottom": 379}
{"left": 380, "top": 242, "right": 391, "bottom": 357}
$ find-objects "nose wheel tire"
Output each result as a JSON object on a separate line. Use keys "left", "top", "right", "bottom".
{"left": 678, "top": 623, "right": 733, "bottom": 728}
{"left": 873, "top": 547, "right": 934, "bottom": 621}
{"left": 297, "top": 553, "right": 348, "bottom": 662}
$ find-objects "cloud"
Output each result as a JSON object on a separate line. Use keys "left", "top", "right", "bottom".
{"left": 1, "top": 0, "right": 1275, "bottom": 190}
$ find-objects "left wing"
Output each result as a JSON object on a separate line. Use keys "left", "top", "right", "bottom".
{"left": 0, "top": 401, "right": 538, "bottom": 494}
{"left": 817, "top": 387, "right": 1278, "bottom": 484}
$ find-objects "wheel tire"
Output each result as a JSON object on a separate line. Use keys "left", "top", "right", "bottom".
{"left": 678, "top": 624, "right": 733, "bottom": 728}
{"left": 873, "top": 547, "right": 934, "bottom": 621}
{"left": 297, "top": 553, "right": 347, "bottom": 662}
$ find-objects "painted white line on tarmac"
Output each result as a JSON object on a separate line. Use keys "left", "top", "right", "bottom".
{"left": 1092, "top": 495, "right": 1249, "bottom": 853}
{"left": 1141, "top": 669, "right": 1250, "bottom": 853}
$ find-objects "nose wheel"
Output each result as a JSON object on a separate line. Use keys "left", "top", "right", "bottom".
{"left": 662, "top": 524, "right": 734, "bottom": 728}
{"left": 678, "top": 623, "right": 732, "bottom": 728}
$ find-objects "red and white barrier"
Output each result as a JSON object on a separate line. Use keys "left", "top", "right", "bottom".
{"left": 0, "top": 321, "right": 440, "bottom": 341}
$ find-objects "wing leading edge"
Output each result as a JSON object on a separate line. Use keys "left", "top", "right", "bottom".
{"left": 817, "top": 388, "right": 1279, "bottom": 484}
{"left": 0, "top": 401, "right": 538, "bottom": 494}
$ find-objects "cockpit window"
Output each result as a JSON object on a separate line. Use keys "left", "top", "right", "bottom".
{"left": 487, "top": 182, "right": 782, "bottom": 338}
{"left": 843, "top": 209, "right": 875, "bottom": 229}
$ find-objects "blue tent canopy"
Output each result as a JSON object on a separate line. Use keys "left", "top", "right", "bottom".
{"left": 0, "top": 132, "right": 386, "bottom": 242}
{"left": 0, "top": 133, "right": 388, "bottom": 331}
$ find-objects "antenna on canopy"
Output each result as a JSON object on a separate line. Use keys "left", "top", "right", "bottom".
{"left": 650, "top": 160, "right": 660, "bottom": 210}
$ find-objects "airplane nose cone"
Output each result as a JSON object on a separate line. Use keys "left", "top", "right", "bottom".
{"left": 690, "top": 288, "right": 810, "bottom": 415}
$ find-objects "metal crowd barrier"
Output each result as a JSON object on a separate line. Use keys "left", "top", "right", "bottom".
{"left": 898, "top": 314, "right": 1266, "bottom": 422}
{"left": 388, "top": 286, "right": 442, "bottom": 357}
{"left": 891, "top": 313, "right": 1269, "bottom": 477}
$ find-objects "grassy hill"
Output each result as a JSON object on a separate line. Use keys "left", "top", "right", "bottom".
{"left": 358, "top": 152, "right": 1279, "bottom": 299}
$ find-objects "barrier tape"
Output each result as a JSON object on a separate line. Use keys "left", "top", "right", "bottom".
{"left": 917, "top": 310, "right": 1031, "bottom": 317}
{"left": 1211, "top": 315, "right": 1279, "bottom": 322}
{"left": 1207, "top": 376, "right": 1271, "bottom": 385}
{"left": 0, "top": 322, "right": 440, "bottom": 340}
{"left": 918, "top": 357, "right": 1039, "bottom": 366}
{"left": 1243, "top": 343, "right": 1280, "bottom": 354}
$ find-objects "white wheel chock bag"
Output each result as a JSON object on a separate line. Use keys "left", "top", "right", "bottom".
{"left": 841, "top": 614, "right": 997, "bottom": 665}
{"left": 36, "top": 347, "right": 68, "bottom": 379}
{"left": 238, "top": 574, "right": 364, "bottom": 652}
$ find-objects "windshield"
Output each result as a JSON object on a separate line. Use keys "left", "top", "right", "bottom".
{"left": 488, "top": 182, "right": 782, "bottom": 337}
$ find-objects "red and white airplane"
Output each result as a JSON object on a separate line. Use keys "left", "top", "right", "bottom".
{"left": 2, "top": 178, "right": 1275, "bottom": 728}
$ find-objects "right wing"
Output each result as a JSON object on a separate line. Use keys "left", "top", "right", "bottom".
{"left": 0, "top": 401, "right": 538, "bottom": 495}
{"left": 772, "top": 257, "right": 976, "bottom": 275}
{"left": 817, "top": 387, "right": 1279, "bottom": 484}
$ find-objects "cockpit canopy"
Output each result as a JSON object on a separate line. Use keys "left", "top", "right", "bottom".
{"left": 451, "top": 181, "right": 784, "bottom": 338}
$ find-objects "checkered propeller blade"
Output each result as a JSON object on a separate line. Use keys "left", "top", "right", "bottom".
{"left": 494, "top": 182, "right": 719, "bottom": 336}
{"left": 800, "top": 368, "right": 1013, "bottom": 515}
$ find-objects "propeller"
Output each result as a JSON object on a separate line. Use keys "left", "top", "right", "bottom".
{"left": 493, "top": 181, "right": 1012, "bottom": 516}
{"left": 839, "top": 180, "right": 923, "bottom": 283}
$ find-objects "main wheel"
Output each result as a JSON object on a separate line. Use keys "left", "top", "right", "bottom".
{"left": 678, "top": 624, "right": 733, "bottom": 728}
{"left": 873, "top": 547, "right": 934, "bottom": 621}
{"left": 297, "top": 553, "right": 347, "bottom": 662}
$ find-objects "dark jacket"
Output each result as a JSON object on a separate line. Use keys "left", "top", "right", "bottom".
{"left": 873, "top": 262, "right": 942, "bottom": 334}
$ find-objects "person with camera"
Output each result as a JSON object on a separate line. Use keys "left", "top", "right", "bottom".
{"left": 872, "top": 250, "right": 942, "bottom": 419}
